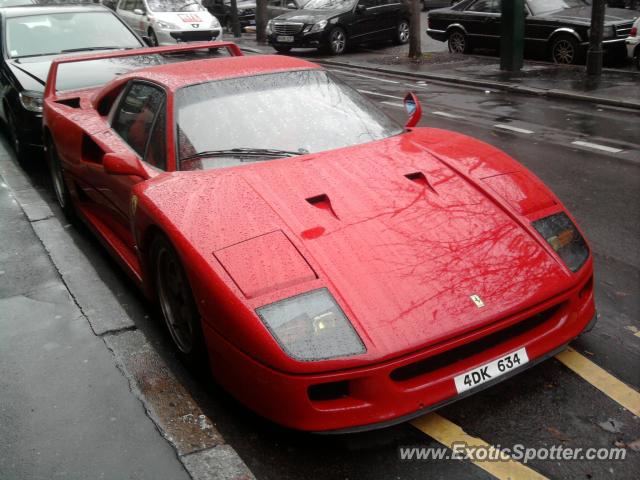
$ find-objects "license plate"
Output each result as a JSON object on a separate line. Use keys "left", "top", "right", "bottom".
{"left": 249, "top": 20, "right": 256, "bottom": 25}
{"left": 277, "top": 35, "right": 294, "bottom": 43}
{"left": 454, "top": 347, "right": 529, "bottom": 394}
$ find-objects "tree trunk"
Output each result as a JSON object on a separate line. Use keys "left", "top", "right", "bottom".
{"left": 256, "top": 0, "right": 268, "bottom": 44}
{"left": 408, "top": 0, "right": 422, "bottom": 60}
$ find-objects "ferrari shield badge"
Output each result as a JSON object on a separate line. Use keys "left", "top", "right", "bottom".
{"left": 470, "top": 294, "right": 485, "bottom": 308}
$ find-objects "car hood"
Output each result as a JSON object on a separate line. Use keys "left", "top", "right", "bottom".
{"left": 538, "top": 6, "right": 638, "bottom": 25}
{"left": 151, "top": 10, "right": 214, "bottom": 25}
{"left": 141, "top": 130, "right": 571, "bottom": 365}
{"left": 272, "top": 8, "right": 346, "bottom": 23}
{"left": 7, "top": 52, "right": 163, "bottom": 94}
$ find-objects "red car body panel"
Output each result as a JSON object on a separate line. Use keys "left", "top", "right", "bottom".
{"left": 43, "top": 43, "right": 595, "bottom": 432}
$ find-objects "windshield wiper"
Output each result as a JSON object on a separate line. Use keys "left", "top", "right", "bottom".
{"left": 60, "top": 46, "right": 131, "bottom": 53}
{"left": 182, "top": 148, "right": 306, "bottom": 162}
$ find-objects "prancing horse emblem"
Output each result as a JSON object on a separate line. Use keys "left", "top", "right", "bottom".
{"left": 470, "top": 294, "right": 485, "bottom": 308}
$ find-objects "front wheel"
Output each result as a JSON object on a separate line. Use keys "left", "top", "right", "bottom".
{"left": 394, "top": 20, "right": 410, "bottom": 45}
{"left": 327, "top": 27, "right": 347, "bottom": 55}
{"left": 148, "top": 28, "right": 159, "bottom": 47}
{"left": 549, "top": 34, "right": 580, "bottom": 65}
{"left": 152, "top": 235, "right": 207, "bottom": 367}
{"left": 46, "top": 136, "right": 75, "bottom": 220}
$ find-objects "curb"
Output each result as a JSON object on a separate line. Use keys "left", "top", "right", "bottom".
{"left": 307, "top": 59, "right": 640, "bottom": 111}
{"left": 0, "top": 148, "right": 256, "bottom": 480}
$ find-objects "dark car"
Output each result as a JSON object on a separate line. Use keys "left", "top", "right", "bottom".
{"left": 421, "top": 0, "right": 454, "bottom": 11}
{"left": 426, "top": 0, "right": 638, "bottom": 64}
{"left": 267, "top": 0, "right": 410, "bottom": 55}
{"left": 202, "top": 0, "right": 255, "bottom": 30}
{"left": 0, "top": 4, "right": 145, "bottom": 161}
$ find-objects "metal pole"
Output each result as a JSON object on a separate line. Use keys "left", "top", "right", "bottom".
{"left": 500, "top": 0, "right": 524, "bottom": 71}
{"left": 586, "top": 0, "right": 606, "bottom": 76}
{"left": 230, "top": 0, "right": 241, "bottom": 38}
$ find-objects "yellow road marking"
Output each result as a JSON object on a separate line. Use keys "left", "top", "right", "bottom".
{"left": 411, "top": 413, "right": 548, "bottom": 480}
{"left": 555, "top": 347, "right": 640, "bottom": 417}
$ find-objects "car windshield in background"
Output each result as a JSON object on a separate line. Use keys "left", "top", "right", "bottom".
{"left": 176, "top": 69, "right": 403, "bottom": 171}
{"left": 5, "top": 12, "right": 142, "bottom": 58}
{"left": 528, "top": 0, "right": 590, "bottom": 16}
{"left": 147, "top": 0, "right": 206, "bottom": 12}
{"left": 303, "top": 0, "right": 356, "bottom": 10}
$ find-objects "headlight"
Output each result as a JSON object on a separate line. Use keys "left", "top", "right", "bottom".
{"left": 256, "top": 288, "right": 366, "bottom": 361}
{"left": 156, "top": 20, "right": 179, "bottom": 30}
{"left": 19, "top": 91, "right": 43, "bottom": 113}
{"left": 210, "top": 17, "right": 220, "bottom": 28}
{"left": 532, "top": 212, "right": 588, "bottom": 272}
{"left": 266, "top": 20, "right": 273, "bottom": 35}
{"left": 308, "top": 19, "right": 328, "bottom": 33}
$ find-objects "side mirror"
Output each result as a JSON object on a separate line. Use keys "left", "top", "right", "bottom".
{"left": 356, "top": 4, "right": 367, "bottom": 13}
{"left": 286, "top": 2, "right": 296, "bottom": 8}
{"left": 103, "top": 152, "right": 149, "bottom": 179}
{"left": 133, "top": 8, "right": 145, "bottom": 15}
{"left": 403, "top": 92, "right": 422, "bottom": 128}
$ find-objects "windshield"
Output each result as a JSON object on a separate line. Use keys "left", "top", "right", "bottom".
{"left": 1, "top": 0, "right": 35, "bottom": 5}
{"left": 176, "top": 70, "right": 403, "bottom": 171}
{"left": 303, "top": 0, "right": 355, "bottom": 10}
{"left": 147, "top": 0, "right": 205, "bottom": 12}
{"left": 528, "top": 0, "right": 589, "bottom": 16}
{"left": 5, "top": 12, "right": 142, "bottom": 59}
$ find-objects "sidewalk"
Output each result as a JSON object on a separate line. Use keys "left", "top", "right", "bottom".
{"left": 225, "top": 33, "right": 640, "bottom": 110}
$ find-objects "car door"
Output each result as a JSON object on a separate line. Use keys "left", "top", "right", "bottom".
{"left": 350, "top": 0, "right": 384, "bottom": 43}
{"left": 375, "top": 0, "right": 404, "bottom": 37}
{"left": 463, "top": 0, "right": 501, "bottom": 49}
{"left": 90, "top": 81, "right": 167, "bottom": 250}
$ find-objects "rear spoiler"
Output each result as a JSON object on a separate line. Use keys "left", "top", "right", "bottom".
{"left": 44, "top": 41, "right": 243, "bottom": 99}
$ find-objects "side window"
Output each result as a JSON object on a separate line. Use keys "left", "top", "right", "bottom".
{"left": 112, "top": 82, "right": 165, "bottom": 161}
{"left": 145, "top": 107, "right": 167, "bottom": 171}
{"left": 468, "top": 0, "right": 498, "bottom": 13}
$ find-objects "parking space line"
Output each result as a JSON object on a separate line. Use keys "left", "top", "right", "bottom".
{"left": 411, "top": 413, "right": 548, "bottom": 480}
{"left": 329, "top": 69, "right": 400, "bottom": 84}
{"left": 433, "top": 111, "right": 464, "bottom": 119}
{"left": 555, "top": 347, "right": 640, "bottom": 416}
{"left": 380, "top": 101, "right": 404, "bottom": 108}
{"left": 494, "top": 124, "right": 535, "bottom": 134}
{"left": 357, "top": 89, "right": 404, "bottom": 100}
{"left": 571, "top": 140, "right": 623, "bottom": 153}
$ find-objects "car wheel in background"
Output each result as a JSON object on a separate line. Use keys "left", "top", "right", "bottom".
{"left": 448, "top": 29, "right": 470, "bottom": 54}
{"left": 152, "top": 235, "right": 207, "bottom": 367}
{"left": 327, "top": 27, "right": 347, "bottom": 55}
{"left": 273, "top": 45, "right": 292, "bottom": 53}
{"left": 148, "top": 28, "right": 159, "bottom": 46}
{"left": 394, "top": 19, "right": 410, "bottom": 45}
{"left": 549, "top": 34, "right": 579, "bottom": 64}
{"left": 46, "top": 135, "right": 75, "bottom": 219}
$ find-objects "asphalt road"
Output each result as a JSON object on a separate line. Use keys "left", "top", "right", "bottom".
{"left": 3, "top": 64, "right": 640, "bottom": 479}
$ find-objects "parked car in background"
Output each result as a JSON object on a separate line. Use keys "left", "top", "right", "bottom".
{"left": 607, "top": 1, "right": 638, "bottom": 9}
{"left": 101, "top": 0, "right": 118, "bottom": 10}
{"left": 626, "top": 17, "right": 640, "bottom": 68}
{"left": 116, "top": 0, "right": 222, "bottom": 46}
{"left": 267, "top": 0, "right": 411, "bottom": 55}
{"left": 0, "top": 3, "right": 145, "bottom": 161}
{"left": 426, "top": 0, "right": 638, "bottom": 64}
{"left": 421, "top": 0, "right": 453, "bottom": 11}
{"left": 202, "top": 0, "right": 255, "bottom": 30}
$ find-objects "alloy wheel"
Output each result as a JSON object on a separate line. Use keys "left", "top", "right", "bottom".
{"left": 47, "top": 142, "right": 67, "bottom": 209}
{"left": 330, "top": 29, "right": 346, "bottom": 55}
{"left": 448, "top": 31, "right": 466, "bottom": 53}
{"left": 552, "top": 39, "right": 575, "bottom": 64}
{"left": 398, "top": 21, "right": 410, "bottom": 44}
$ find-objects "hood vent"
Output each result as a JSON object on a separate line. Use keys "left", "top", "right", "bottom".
{"left": 405, "top": 171, "right": 437, "bottom": 194}
{"left": 306, "top": 193, "right": 339, "bottom": 220}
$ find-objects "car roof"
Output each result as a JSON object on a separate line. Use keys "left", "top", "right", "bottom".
{"left": 114, "top": 54, "right": 321, "bottom": 91}
{"left": 0, "top": 4, "right": 110, "bottom": 17}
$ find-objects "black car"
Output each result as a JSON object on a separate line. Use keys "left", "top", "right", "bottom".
{"left": 421, "top": 0, "right": 454, "bottom": 11}
{"left": 202, "top": 0, "right": 256, "bottom": 30}
{"left": 267, "top": 0, "right": 410, "bottom": 55}
{"left": 0, "top": 4, "right": 145, "bottom": 161}
{"left": 426, "top": 0, "right": 638, "bottom": 64}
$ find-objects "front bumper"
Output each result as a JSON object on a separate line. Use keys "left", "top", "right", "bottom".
{"left": 267, "top": 30, "right": 328, "bottom": 49}
{"left": 156, "top": 28, "right": 222, "bottom": 45}
{"left": 203, "top": 265, "right": 596, "bottom": 432}
{"left": 626, "top": 38, "right": 639, "bottom": 59}
{"left": 14, "top": 105, "right": 43, "bottom": 148}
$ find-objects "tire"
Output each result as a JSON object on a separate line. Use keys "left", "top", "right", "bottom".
{"left": 151, "top": 235, "right": 207, "bottom": 367}
{"left": 148, "top": 28, "right": 159, "bottom": 47}
{"left": 394, "top": 19, "right": 410, "bottom": 45}
{"left": 549, "top": 34, "right": 580, "bottom": 65}
{"left": 6, "top": 106, "right": 29, "bottom": 164}
{"left": 46, "top": 135, "right": 75, "bottom": 220}
{"left": 447, "top": 28, "right": 470, "bottom": 54}
{"left": 326, "top": 27, "right": 347, "bottom": 55}
{"left": 273, "top": 45, "right": 292, "bottom": 53}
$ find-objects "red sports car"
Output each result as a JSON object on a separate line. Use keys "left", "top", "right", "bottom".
{"left": 43, "top": 42, "right": 596, "bottom": 433}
